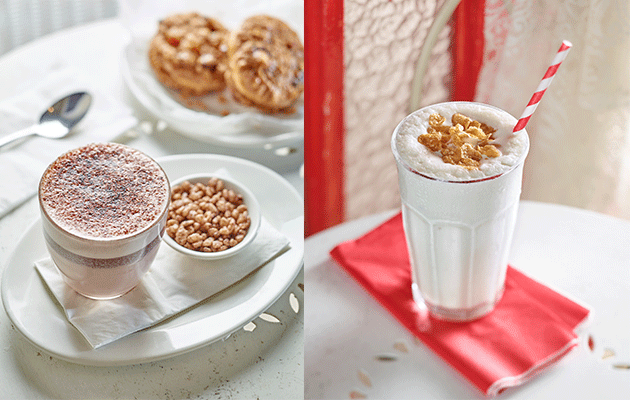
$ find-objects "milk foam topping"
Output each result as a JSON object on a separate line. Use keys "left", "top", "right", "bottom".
{"left": 394, "top": 102, "right": 529, "bottom": 181}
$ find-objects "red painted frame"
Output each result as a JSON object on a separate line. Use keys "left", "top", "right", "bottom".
{"left": 452, "top": 0, "right": 485, "bottom": 101}
{"left": 304, "top": 0, "right": 484, "bottom": 237}
{"left": 304, "top": 0, "right": 345, "bottom": 237}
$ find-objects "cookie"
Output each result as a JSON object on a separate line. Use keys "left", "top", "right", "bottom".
{"left": 225, "top": 15, "right": 304, "bottom": 113}
{"left": 148, "top": 12, "right": 229, "bottom": 96}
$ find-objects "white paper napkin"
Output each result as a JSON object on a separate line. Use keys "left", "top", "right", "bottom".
{"left": 35, "top": 217, "right": 290, "bottom": 348}
{"left": 0, "top": 67, "right": 137, "bottom": 218}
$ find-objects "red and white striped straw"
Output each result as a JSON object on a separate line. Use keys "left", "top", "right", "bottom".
{"left": 513, "top": 40, "right": 573, "bottom": 134}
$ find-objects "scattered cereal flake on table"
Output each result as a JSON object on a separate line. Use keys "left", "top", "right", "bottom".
{"left": 588, "top": 335, "right": 595, "bottom": 351}
{"left": 289, "top": 292, "right": 300, "bottom": 313}
{"left": 393, "top": 340, "right": 409, "bottom": 353}
{"left": 358, "top": 369, "right": 372, "bottom": 387}
{"left": 349, "top": 390, "right": 367, "bottom": 399}
{"left": 259, "top": 313, "right": 280, "bottom": 323}
{"left": 612, "top": 364, "right": 630, "bottom": 370}
{"left": 602, "top": 348, "right": 615, "bottom": 359}
{"left": 375, "top": 354, "right": 397, "bottom": 362}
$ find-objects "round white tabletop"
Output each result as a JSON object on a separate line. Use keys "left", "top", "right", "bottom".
{"left": 0, "top": 19, "right": 303, "bottom": 399}
{"left": 305, "top": 201, "right": 630, "bottom": 399}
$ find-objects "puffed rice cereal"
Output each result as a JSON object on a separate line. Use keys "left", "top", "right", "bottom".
{"left": 166, "top": 177, "right": 250, "bottom": 252}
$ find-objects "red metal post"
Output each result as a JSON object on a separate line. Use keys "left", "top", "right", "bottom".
{"left": 452, "top": 0, "right": 485, "bottom": 101}
{"left": 304, "top": 0, "right": 345, "bottom": 237}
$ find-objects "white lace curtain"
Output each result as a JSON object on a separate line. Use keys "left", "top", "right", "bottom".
{"left": 344, "top": 0, "right": 452, "bottom": 221}
{"left": 343, "top": 0, "right": 630, "bottom": 222}
{"left": 476, "top": 0, "right": 630, "bottom": 219}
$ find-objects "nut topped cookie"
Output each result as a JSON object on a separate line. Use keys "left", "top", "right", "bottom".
{"left": 226, "top": 15, "right": 304, "bottom": 113}
{"left": 148, "top": 12, "right": 229, "bottom": 96}
{"left": 229, "top": 14, "right": 303, "bottom": 55}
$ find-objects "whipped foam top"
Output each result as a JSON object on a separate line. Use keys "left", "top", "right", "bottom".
{"left": 40, "top": 143, "right": 169, "bottom": 238}
{"left": 393, "top": 102, "right": 529, "bottom": 181}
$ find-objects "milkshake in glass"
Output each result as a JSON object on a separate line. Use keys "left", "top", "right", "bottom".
{"left": 391, "top": 102, "right": 529, "bottom": 321}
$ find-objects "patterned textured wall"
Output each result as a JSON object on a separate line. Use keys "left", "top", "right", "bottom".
{"left": 343, "top": 0, "right": 452, "bottom": 221}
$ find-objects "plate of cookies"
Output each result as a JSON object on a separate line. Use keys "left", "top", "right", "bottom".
{"left": 120, "top": 3, "right": 303, "bottom": 149}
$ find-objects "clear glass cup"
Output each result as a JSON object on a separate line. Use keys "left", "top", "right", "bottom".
{"left": 38, "top": 143, "right": 170, "bottom": 300}
{"left": 391, "top": 102, "right": 529, "bottom": 321}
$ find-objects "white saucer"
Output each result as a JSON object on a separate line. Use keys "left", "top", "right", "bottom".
{"left": 120, "top": 39, "right": 303, "bottom": 150}
{"left": 1, "top": 154, "right": 303, "bottom": 366}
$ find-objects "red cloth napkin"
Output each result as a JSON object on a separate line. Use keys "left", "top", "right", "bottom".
{"left": 330, "top": 212, "right": 590, "bottom": 396}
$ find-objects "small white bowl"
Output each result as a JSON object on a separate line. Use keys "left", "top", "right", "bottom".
{"left": 163, "top": 173, "right": 261, "bottom": 260}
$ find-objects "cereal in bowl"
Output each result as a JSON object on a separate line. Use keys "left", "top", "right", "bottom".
{"left": 166, "top": 177, "right": 250, "bottom": 252}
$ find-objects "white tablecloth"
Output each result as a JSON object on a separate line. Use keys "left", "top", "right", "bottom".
{"left": 305, "top": 202, "right": 630, "bottom": 399}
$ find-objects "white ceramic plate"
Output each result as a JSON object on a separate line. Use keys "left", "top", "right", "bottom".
{"left": 1, "top": 154, "right": 303, "bottom": 366}
{"left": 120, "top": 38, "right": 303, "bottom": 150}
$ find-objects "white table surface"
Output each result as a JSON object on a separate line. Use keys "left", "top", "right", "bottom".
{"left": 305, "top": 201, "right": 630, "bottom": 399}
{"left": 0, "top": 19, "right": 303, "bottom": 399}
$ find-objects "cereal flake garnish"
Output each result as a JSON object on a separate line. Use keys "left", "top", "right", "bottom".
{"left": 418, "top": 112, "right": 501, "bottom": 169}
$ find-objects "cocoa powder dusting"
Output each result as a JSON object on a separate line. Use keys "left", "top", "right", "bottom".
{"left": 40, "top": 143, "right": 169, "bottom": 238}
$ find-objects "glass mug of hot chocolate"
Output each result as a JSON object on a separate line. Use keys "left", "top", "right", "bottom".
{"left": 391, "top": 102, "right": 529, "bottom": 321}
{"left": 38, "top": 143, "right": 170, "bottom": 300}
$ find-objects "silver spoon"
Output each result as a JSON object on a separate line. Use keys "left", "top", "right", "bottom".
{"left": 0, "top": 92, "right": 92, "bottom": 149}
